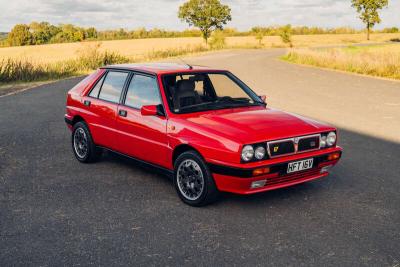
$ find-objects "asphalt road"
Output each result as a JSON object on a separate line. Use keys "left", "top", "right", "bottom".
{"left": 1, "top": 50, "right": 399, "bottom": 266}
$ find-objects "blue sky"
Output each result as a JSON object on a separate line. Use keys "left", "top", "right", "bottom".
{"left": 0, "top": 0, "right": 399, "bottom": 32}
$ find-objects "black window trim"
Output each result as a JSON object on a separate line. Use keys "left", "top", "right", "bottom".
{"left": 86, "top": 69, "right": 131, "bottom": 105}
{"left": 120, "top": 71, "right": 167, "bottom": 117}
{"left": 161, "top": 70, "right": 263, "bottom": 114}
{"left": 87, "top": 71, "right": 107, "bottom": 98}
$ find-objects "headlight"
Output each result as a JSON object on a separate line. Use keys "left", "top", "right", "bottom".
{"left": 326, "top": 132, "right": 337, "bottom": 146}
{"left": 254, "top": 146, "right": 266, "bottom": 160}
{"left": 320, "top": 135, "right": 327, "bottom": 148}
{"left": 241, "top": 145, "right": 254, "bottom": 161}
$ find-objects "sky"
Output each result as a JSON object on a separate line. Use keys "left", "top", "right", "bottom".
{"left": 0, "top": 0, "right": 399, "bottom": 32}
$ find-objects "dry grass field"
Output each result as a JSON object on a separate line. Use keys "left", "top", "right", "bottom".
{"left": 1, "top": 33, "right": 399, "bottom": 64}
{"left": 283, "top": 43, "right": 400, "bottom": 80}
{"left": 1, "top": 33, "right": 399, "bottom": 84}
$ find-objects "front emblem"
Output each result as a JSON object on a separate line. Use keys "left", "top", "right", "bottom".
{"left": 273, "top": 146, "right": 279, "bottom": 153}
{"left": 294, "top": 137, "right": 299, "bottom": 144}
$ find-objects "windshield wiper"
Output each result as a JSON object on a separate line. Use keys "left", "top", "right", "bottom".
{"left": 216, "top": 96, "right": 250, "bottom": 103}
{"left": 178, "top": 102, "right": 256, "bottom": 113}
{"left": 178, "top": 102, "right": 217, "bottom": 113}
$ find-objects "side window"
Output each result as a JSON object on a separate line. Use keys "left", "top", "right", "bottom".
{"left": 88, "top": 75, "right": 105, "bottom": 98}
{"left": 98, "top": 71, "right": 129, "bottom": 103}
{"left": 125, "top": 74, "right": 161, "bottom": 109}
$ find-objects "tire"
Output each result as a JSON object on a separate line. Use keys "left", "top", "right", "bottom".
{"left": 71, "top": 121, "right": 101, "bottom": 163}
{"left": 174, "top": 150, "right": 220, "bottom": 207}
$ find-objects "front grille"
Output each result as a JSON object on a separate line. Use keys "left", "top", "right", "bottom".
{"left": 268, "top": 140, "right": 295, "bottom": 157}
{"left": 298, "top": 136, "right": 320, "bottom": 152}
{"left": 267, "top": 134, "right": 321, "bottom": 158}
{"left": 265, "top": 168, "right": 321, "bottom": 186}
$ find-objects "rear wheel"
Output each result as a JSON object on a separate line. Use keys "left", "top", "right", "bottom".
{"left": 174, "top": 151, "right": 220, "bottom": 206}
{"left": 72, "top": 121, "right": 101, "bottom": 163}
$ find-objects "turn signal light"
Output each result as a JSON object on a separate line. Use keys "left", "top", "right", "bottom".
{"left": 252, "top": 167, "right": 270, "bottom": 176}
{"left": 327, "top": 152, "right": 341, "bottom": 161}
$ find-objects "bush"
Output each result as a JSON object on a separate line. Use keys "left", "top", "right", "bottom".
{"left": 0, "top": 43, "right": 130, "bottom": 83}
{"left": 208, "top": 30, "right": 226, "bottom": 50}
{"left": 75, "top": 42, "right": 129, "bottom": 70}
{"left": 280, "top": 25, "right": 293, "bottom": 47}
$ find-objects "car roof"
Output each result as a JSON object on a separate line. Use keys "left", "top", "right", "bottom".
{"left": 102, "top": 63, "right": 226, "bottom": 75}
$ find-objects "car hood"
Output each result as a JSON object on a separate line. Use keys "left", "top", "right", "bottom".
{"left": 182, "top": 106, "right": 334, "bottom": 144}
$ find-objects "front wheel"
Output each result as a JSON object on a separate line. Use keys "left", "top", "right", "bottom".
{"left": 72, "top": 121, "right": 101, "bottom": 163}
{"left": 174, "top": 151, "right": 220, "bottom": 207}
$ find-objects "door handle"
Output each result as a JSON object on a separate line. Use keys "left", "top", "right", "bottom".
{"left": 83, "top": 100, "right": 91, "bottom": 106}
{"left": 119, "top": 109, "right": 127, "bottom": 117}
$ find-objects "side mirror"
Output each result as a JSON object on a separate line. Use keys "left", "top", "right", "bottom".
{"left": 141, "top": 104, "right": 165, "bottom": 116}
{"left": 259, "top": 95, "right": 267, "bottom": 103}
{"left": 141, "top": 105, "right": 158, "bottom": 116}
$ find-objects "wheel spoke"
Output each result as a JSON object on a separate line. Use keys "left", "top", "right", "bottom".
{"left": 177, "top": 159, "right": 204, "bottom": 201}
{"left": 73, "top": 127, "right": 88, "bottom": 159}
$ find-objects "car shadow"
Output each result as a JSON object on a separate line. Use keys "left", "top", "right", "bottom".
{"left": 94, "top": 127, "right": 400, "bottom": 208}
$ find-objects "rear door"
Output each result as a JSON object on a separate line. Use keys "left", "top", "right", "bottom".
{"left": 116, "top": 73, "right": 169, "bottom": 168}
{"left": 83, "top": 70, "right": 130, "bottom": 150}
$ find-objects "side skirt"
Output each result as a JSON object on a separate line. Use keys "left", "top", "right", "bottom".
{"left": 97, "top": 146, "right": 174, "bottom": 179}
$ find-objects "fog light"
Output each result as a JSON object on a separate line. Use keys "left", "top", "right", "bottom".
{"left": 320, "top": 165, "right": 332, "bottom": 173}
{"left": 327, "top": 152, "right": 341, "bottom": 161}
{"left": 251, "top": 180, "right": 267, "bottom": 189}
{"left": 252, "top": 167, "right": 270, "bottom": 176}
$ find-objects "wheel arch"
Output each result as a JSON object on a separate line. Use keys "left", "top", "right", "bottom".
{"left": 172, "top": 144, "right": 204, "bottom": 166}
{"left": 72, "top": 115, "right": 85, "bottom": 125}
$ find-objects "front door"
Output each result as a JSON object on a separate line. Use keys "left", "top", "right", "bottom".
{"left": 116, "top": 73, "right": 169, "bottom": 168}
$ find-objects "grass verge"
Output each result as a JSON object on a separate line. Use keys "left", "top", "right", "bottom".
{"left": 281, "top": 44, "right": 400, "bottom": 80}
{"left": 0, "top": 43, "right": 220, "bottom": 85}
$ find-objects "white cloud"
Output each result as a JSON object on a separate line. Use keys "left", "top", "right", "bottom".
{"left": 0, "top": 0, "right": 398, "bottom": 31}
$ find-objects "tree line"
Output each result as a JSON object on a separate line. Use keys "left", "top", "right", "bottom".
{"left": 1, "top": 0, "right": 397, "bottom": 47}
{"left": 2, "top": 22, "right": 205, "bottom": 47}
{"left": 3, "top": 22, "right": 398, "bottom": 48}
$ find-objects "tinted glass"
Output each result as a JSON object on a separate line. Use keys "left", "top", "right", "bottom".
{"left": 125, "top": 75, "right": 160, "bottom": 108}
{"left": 208, "top": 74, "right": 250, "bottom": 98}
{"left": 89, "top": 75, "right": 104, "bottom": 98}
{"left": 98, "top": 71, "right": 129, "bottom": 103}
{"left": 162, "top": 72, "right": 259, "bottom": 114}
{"left": 177, "top": 74, "right": 204, "bottom": 95}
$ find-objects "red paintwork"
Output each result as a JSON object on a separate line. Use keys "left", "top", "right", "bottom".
{"left": 141, "top": 105, "right": 158, "bottom": 116}
{"left": 65, "top": 64, "right": 342, "bottom": 195}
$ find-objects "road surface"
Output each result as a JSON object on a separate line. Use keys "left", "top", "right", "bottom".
{"left": 1, "top": 49, "right": 399, "bottom": 266}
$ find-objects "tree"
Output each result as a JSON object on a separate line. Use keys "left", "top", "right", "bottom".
{"left": 279, "top": 24, "right": 293, "bottom": 47}
{"left": 178, "top": 0, "right": 231, "bottom": 44}
{"left": 7, "top": 24, "right": 33, "bottom": 46}
{"left": 351, "top": 0, "right": 389, "bottom": 40}
{"left": 255, "top": 32, "right": 264, "bottom": 46}
{"left": 29, "top": 22, "right": 53, "bottom": 44}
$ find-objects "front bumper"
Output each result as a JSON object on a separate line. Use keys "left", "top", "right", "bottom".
{"left": 208, "top": 147, "right": 342, "bottom": 194}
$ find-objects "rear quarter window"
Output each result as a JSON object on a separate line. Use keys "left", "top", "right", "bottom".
{"left": 88, "top": 75, "right": 105, "bottom": 98}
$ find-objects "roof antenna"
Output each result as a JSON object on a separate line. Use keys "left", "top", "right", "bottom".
{"left": 177, "top": 57, "right": 193, "bottom": 70}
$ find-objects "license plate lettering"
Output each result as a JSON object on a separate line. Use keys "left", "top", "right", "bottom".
{"left": 287, "top": 158, "right": 313, "bottom": 173}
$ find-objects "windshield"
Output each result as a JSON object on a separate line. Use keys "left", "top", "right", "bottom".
{"left": 162, "top": 72, "right": 263, "bottom": 114}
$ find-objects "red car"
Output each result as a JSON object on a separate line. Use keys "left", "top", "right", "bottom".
{"left": 65, "top": 63, "right": 342, "bottom": 206}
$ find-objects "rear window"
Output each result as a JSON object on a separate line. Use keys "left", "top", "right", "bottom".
{"left": 98, "top": 71, "right": 129, "bottom": 103}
